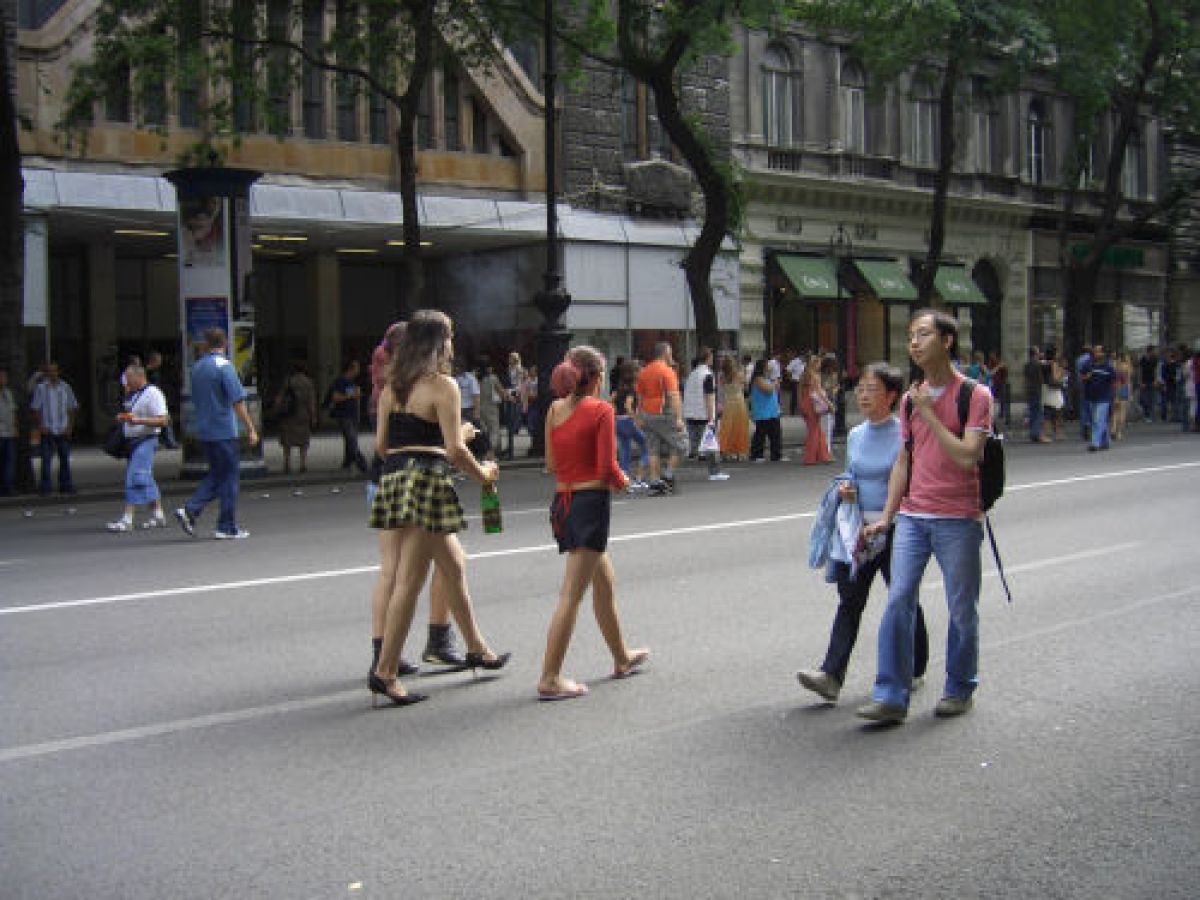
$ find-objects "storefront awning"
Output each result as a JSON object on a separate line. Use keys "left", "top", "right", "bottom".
{"left": 776, "top": 255, "right": 839, "bottom": 300}
{"left": 934, "top": 266, "right": 988, "bottom": 306}
{"left": 850, "top": 259, "right": 919, "bottom": 303}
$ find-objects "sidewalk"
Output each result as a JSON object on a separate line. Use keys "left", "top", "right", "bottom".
{"left": 0, "top": 414, "right": 851, "bottom": 508}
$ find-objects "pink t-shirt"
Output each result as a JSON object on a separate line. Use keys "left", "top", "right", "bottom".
{"left": 900, "top": 375, "right": 993, "bottom": 520}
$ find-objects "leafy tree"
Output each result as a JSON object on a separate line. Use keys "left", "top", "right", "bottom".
{"left": 1040, "top": 0, "right": 1200, "bottom": 356}
{"left": 518, "top": 0, "right": 776, "bottom": 350}
{"left": 792, "top": 0, "right": 1047, "bottom": 303}
{"left": 61, "top": 0, "right": 516, "bottom": 303}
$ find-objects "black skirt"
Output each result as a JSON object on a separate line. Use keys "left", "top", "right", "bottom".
{"left": 549, "top": 489, "right": 611, "bottom": 553}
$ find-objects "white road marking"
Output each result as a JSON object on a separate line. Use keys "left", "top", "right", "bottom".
{"left": 2, "top": 580, "right": 1195, "bottom": 766}
{"left": 2, "top": 460, "right": 1195, "bottom": 618}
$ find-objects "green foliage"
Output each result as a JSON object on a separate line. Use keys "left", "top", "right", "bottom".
{"left": 60, "top": 0, "right": 523, "bottom": 164}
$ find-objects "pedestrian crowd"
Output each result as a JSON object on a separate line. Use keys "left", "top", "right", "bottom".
{"left": 6, "top": 308, "right": 1197, "bottom": 718}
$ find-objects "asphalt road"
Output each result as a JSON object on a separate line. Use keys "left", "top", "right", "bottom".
{"left": 2, "top": 427, "right": 1198, "bottom": 899}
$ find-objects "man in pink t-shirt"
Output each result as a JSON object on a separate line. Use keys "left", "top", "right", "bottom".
{"left": 857, "top": 309, "right": 993, "bottom": 724}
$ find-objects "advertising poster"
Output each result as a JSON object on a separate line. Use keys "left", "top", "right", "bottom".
{"left": 185, "top": 296, "right": 230, "bottom": 363}
{"left": 179, "top": 195, "right": 228, "bottom": 271}
{"left": 233, "top": 322, "right": 256, "bottom": 388}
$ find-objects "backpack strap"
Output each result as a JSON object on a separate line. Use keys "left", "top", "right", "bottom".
{"left": 956, "top": 378, "right": 977, "bottom": 437}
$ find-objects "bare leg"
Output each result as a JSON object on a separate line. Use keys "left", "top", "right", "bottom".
{"left": 589, "top": 553, "right": 645, "bottom": 673}
{"left": 376, "top": 527, "right": 429, "bottom": 687}
{"left": 426, "top": 532, "right": 493, "bottom": 656}
{"left": 371, "top": 530, "right": 397, "bottom": 639}
{"left": 429, "top": 568, "right": 452, "bottom": 626}
{"left": 539, "top": 549, "right": 603, "bottom": 694}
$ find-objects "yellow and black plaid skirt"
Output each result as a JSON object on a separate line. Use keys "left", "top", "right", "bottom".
{"left": 368, "top": 454, "right": 466, "bottom": 533}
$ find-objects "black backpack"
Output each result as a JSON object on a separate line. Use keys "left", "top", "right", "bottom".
{"left": 905, "top": 378, "right": 1011, "bottom": 602}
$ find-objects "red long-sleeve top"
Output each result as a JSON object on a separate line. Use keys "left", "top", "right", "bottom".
{"left": 549, "top": 397, "right": 627, "bottom": 489}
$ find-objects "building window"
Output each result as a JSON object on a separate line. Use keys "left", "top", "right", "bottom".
{"left": 909, "top": 75, "right": 939, "bottom": 168}
{"left": 762, "top": 43, "right": 800, "bottom": 148}
{"left": 1122, "top": 130, "right": 1145, "bottom": 199}
{"left": 841, "top": 60, "right": 866, "bottom": 154}
{"left": 143, "top": 72, "right": 167, "bottom": 127}
{"left": 266, "top": 0, "right": 292, "bottom": 133}
{"left": 472, "top": 97, "right": 488, "bottom": 154}
{"left": 231, "top": 3, "right": 257, "bottom": 133}
{"left": 621, "top": 76, "right": 674, "bottom": 161}
{"left": 443, "top": 70, "right": 460, "bottom": 150}
{"left": 1027, "top": 98, "right": 1050, "bottom": 185}
{"left": 509, "top": 38, "right": 541, "bottom": 87}
{"left": 177, "top": 1, "right": 201, "bottom": 128}
{"left": 302, "top": 0, "right": 325, "bottom": 138}
{"left": 972, "top": 77, "right": 996, "bottom": 174}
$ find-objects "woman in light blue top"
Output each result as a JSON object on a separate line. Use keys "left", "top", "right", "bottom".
{"left": 797, "top": 362, "right": 928, "bottom": 703}
{"left": 748, "top": 358, "right": 782, "bottom": 461}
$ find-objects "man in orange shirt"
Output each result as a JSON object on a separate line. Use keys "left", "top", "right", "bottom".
{"left": 635, "top": 342, "right": 686, "bottom": 492}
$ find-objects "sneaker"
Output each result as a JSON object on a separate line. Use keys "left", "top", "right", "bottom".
{"left": 106, "top": 519, "right": 132, "bottom": 533}
{"left": 174, "top": 507, "right": 196, "bottom": 536}
{"left": 213, "top": 529, "right": 250, "bottom": 540}
{"left": 797, "top": 668, "right": 840, "bottom": 702}
{"left": 855, "top": 701, "right": 907, "bottom": 723}
{"left": 934, "top": 695, "right": 974, "bottom": 718}
{"left": 142, "top": 515, "right": 166, "bottom": 530}
{"left": 662, "top": 474, "right": 677, "bottom": 493}
{"left": 708, "top": 472, "right": 731, "bottom": 481}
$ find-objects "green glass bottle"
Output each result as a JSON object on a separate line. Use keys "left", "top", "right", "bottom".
{"left": 481, "top": 483, "right": 502, "bottom": 534}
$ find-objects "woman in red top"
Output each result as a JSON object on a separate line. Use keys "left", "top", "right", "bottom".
{"left": 539, "top": 346, "right": 650, "bottom": 701}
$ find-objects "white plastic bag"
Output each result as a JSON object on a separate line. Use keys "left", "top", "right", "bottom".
{"left": 699, "top": 424, "right": 720, "bottom": 454}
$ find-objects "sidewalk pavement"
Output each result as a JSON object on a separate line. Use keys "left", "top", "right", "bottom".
{"left": 1, "top": 414, "right": 858, "bottom": 509}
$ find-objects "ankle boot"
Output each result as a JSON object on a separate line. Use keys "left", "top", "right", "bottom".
{"left": 422, "top": 624, "right": 467, "bottom": 668}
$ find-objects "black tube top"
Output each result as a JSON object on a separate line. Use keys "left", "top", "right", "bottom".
{"left": 388, "top": 412, "right": 444, "bottom": 448}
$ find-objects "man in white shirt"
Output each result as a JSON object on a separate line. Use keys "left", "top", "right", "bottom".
{"left": 30, "top": 361, "right": 79, "bottom": 495}
{"left": 682, "top": 347, "right": 729, "bottom": 481}
{"left": 108, "top": 365, "right": 169, "bottom": 532}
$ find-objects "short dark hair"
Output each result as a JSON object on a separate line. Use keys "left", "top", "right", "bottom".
{"left": 203, "top": 327, "right": 227, "bottom": 350}
{"left": 909, "top": 308, "right": 958, "bottom": 359}
{"left": 861, "top": 362, "right": 905, "bottom": 409}
{"left": 653, "top": 342, "right": 672, "bottom": 361}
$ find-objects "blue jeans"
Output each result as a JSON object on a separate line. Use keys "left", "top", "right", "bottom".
{"left": 874, "top": 515, "right": 983, "bottom": 708}
{"left": 1078, "top": 397, "right": 1091, "bottom": 440}
{"left": 1026, "top": 396, "right": 1043, "bottom": 441}
{"left": 1090, "top": 400, "right": 1111, "bottom": 449}
{"left": 616, "top": 416, "right": 648, "bottom": 476}
{"left": 39, "top": 433, "right": 74, "bottom": 493}
{"left": 124, "top": 437, "right": 160, "bottom": 505}
{"left": 0, "top": 436, "right": 14, "bottom": 493}
{"left": 185, "top": 438, "right": 242, "bottom": 534}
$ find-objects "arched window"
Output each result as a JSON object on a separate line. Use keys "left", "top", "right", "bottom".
{"left": 909, "top": 74, "right": 939, "bottom": 167}
{"left": 841, "top": 61, "right": 867, "bottom": 153}
{"left": 762, "top": 44, "right": 801, "bottom": 148}
{"left": 972, "top": 77, "right": 997, "bottom": 174}
{"left": 1027, "top": 98, "right": 1049, "bottom": 184}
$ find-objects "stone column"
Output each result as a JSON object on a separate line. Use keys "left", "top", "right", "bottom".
{"left": 87, "top": 240, "right": 118, "bottom": 437}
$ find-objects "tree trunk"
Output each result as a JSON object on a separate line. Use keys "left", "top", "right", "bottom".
{"left": 915, "top": 60, "right": 960, "bottom": 305}
{"left": 395, "top": 0, "right": 436, "bottom": 308}
{"left": 647, "top": 70, "right": 723, "bottom": 350}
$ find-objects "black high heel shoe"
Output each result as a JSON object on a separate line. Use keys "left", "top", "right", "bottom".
{"left": 464, "top": 650, "right": 512, "bottom": 675}
{"left": 368, "top": 673, "right": 428, "bottom": 708}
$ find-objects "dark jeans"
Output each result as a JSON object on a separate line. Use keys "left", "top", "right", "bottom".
{"left": 750, "top": 417, "right": 781, "bottom": 461}
{"left": 39, "top": 433, "right": 74, "bottom": 493}
{"left": 0, "top": 436, "right": 15, "bottom": 493}
{"left": 822, "top": 531, "right": 929, "bottom": 684}
{"left": 503, "top": 401, "right": 521, "bottom": 456}
{"left": 185, "top": 438, "right": 242, "bottom": 535}
{"left": 337, "top": 417, "right": 368, "bottom": 471}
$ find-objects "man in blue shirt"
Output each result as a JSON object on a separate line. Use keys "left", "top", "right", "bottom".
{"left": 1082, "top": 344, "right": 1116, "bottom": 452}
{"left": 175, "top": 328, "right": 260, "bottom": 539}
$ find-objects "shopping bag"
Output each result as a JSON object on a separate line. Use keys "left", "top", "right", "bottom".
{"left": 698, "top": 424, "right": 720, "bottom": 454}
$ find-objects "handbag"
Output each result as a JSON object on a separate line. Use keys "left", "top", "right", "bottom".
{"left": 103, "top": 423, "right": 130, "bottom": 459}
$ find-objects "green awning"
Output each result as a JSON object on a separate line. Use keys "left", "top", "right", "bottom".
{"left": 776, "top": 255, "right": 840, "bottom": 300}
{"left": 851, "top": 259, "right": 919, "bottom": 303}
{"left": 934, "top": 266, "right": 988, "bottom": 305}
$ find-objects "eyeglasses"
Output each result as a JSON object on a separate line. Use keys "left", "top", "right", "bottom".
{"left": 908, "top": 329, "right": 938, "bottom": 342}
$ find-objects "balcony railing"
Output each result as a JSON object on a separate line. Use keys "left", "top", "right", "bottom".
{"left": 767, "top": 149, "right": 805, "bottom": 172}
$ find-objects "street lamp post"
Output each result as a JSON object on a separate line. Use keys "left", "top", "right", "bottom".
{"left": 829, "top": 223, "right": 855, "bottom": 435}
{"left": 529, "top": 0, "right": 572, "bottom": 456}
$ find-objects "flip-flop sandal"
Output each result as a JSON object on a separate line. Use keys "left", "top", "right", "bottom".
{"left": 611, "top": 649, "right": 651, "bottom": 680}
{"left": 537, "top": 682, "right": 589, "bottom": 701}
